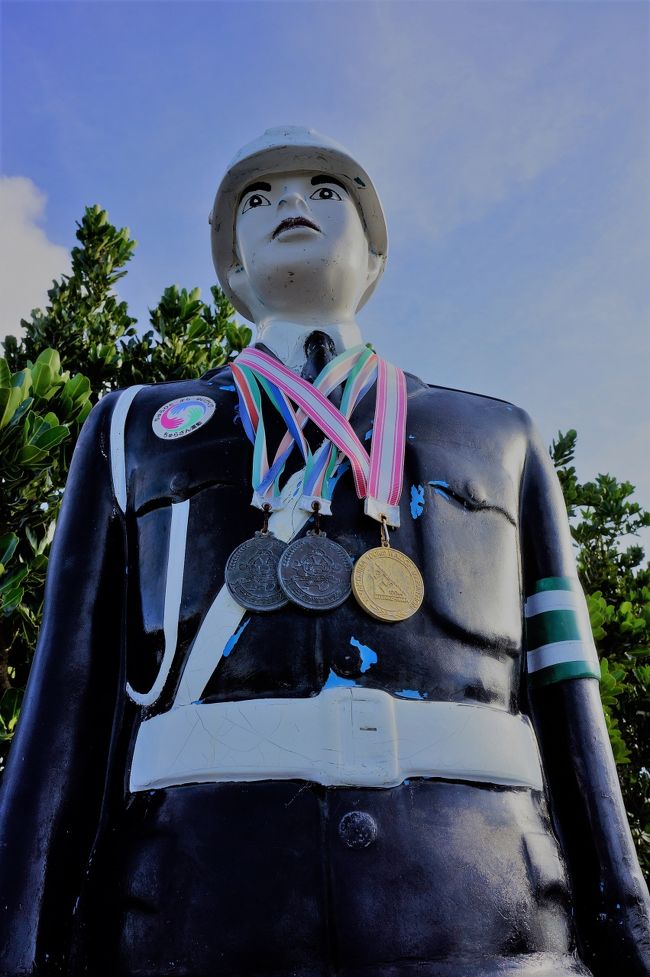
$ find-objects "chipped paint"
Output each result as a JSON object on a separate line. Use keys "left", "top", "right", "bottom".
{"left": 364, "top": 426, "right": 373, "bottom": 442}
{"left": 408, "top": 433, "right": 416, "bottom": 440}
{"left": 323, "top": 669, "right": 358, "bottom": 690}
{"left": 222, "top": 618, "right": 251, "bottom": 657}
{"left": 350, "top": 636, "right": 378, "bottom": 673}
{"left": 410, "top": 484, "right": 425, "bottom": 519}
{"left": 429, "top": 479, "right": 452, "bottom": 503}
{"left": 395, "top": 688, "right": 429, "bottom": 700}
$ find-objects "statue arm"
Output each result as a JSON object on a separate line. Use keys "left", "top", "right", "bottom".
{"left": 0, "top": 392, "right": 128, "bottom": 975}
{"left": 520, "top": 417, "right": 650, "bottom": 977}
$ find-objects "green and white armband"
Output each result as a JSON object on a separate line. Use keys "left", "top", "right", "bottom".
{"left": 525, "top": 577, "right": 601, "bottom": 687}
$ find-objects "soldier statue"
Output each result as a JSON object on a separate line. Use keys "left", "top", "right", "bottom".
{"left": 1, "top": 127, "right": 648, "bottom": 977}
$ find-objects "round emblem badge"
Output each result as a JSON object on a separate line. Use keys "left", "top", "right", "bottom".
{"left": 152, "top": 396, "right": 216, "bottom": 440}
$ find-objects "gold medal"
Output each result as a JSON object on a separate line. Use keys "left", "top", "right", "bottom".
{"left": 352, "top": 518, "right": 424, "bottom": 622}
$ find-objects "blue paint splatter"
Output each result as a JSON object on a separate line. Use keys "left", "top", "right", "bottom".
{"left": 220, "top": 383, "right": 236, "bottom": 391}
{"left": 323, "top": 669, "right": 358, "bottom": 690}
{"left": 223, "top": 618, "right": 251, "bottom": 657}
{"left": 350, "top": 636, "right": 378, "bottom": 673}
{"left": 429, "top": 479, "right": 452, "bottom": 502}
{"left": 410, "top": 484, "right": 425, "bottom": 519}
{"left": 364, "top": 426, "right": 373, "bottom": 442}
{"left": 395, "top": 688, "right": 429, "bottom": 700}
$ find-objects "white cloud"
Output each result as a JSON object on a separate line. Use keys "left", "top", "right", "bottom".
{"left": 0, "top": 176, "right": 69, "bottom": 341}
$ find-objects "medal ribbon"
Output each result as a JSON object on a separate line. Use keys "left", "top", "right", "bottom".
{"left": 230, "top": 361, "right": 284, "bottom": 506}
{"left": 231, "top": 345, "right": 376, "bottom": 508}
{"left": 236, "top": 347, "right": 408, "bottom": 524}
{"left": 264, "top": 345, "right": 378, "bottom": 505}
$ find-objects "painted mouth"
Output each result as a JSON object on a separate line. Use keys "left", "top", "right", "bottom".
{"left": 272, "top": 217, "right": 321, "bottom": 239}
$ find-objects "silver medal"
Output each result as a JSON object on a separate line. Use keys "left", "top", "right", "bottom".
{"left": 277, "top": 532, "right": 353, "bottom": 611}
{"left": 225, "top": 532, "right": 289, "bottom": 612}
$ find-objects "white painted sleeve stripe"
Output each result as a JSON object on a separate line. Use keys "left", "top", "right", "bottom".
{"left": 527, "top": 639, "right": 599, "bottom": 673}
{"left": 127, "top": 499, "right": 190, "bottom": 706}
{"left": 525, "top": 589, "right": 585, "bottom": 617}
{"left": 109, "top": 385, "right": 144, "bottom": 512}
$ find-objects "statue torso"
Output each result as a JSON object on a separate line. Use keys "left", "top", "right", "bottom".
{"left": 78, "top": 368, "right": 589, "bottom": 976}
{"left": 124, "top": 369, "right": 529, "bottom": 716}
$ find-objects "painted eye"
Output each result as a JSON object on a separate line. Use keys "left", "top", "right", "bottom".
{"left": 309, "top": 187, "right": 342, "bottom": 202}
{"left": 242, "top": 193, "right": 271, "bottom": 213}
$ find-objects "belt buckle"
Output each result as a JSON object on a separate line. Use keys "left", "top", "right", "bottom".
{"left": 338, "top": 688, "right": 400, "bottom": 787}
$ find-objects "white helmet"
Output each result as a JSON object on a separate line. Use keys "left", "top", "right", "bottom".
{"left": 209, "top": 126, "right": 388, "bottom": 322}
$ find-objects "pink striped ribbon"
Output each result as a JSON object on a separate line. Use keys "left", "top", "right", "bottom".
{"left": 236, "top": 347, "right": 408, "bottom": 524}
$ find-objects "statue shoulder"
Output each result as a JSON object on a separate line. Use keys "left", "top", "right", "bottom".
{"left": 81, "top": 368, "right": 241, "bottom": 512}
{"left": 406, "top": 372, "right": 533, "bottom": 442}
{"left": 102, "top": 365, "right": 237, "bottom": 437}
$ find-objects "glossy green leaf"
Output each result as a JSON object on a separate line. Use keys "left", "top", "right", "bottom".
{"left": 0, "top": 688, "right": 24, "bottom": 742}
{"left": 0, "top": 533, "right": 18, "bottom": 569}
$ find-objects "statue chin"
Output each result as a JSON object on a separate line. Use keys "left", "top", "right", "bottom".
{"left": 229, "top": 260, "right": 370, "bottom": 331}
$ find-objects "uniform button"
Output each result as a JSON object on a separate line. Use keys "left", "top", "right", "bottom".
{"left": 332, "top": 648, "right": 362, "bottom": 678}
{"left": 338, "top": 811, "right": 378, "bottom": 849}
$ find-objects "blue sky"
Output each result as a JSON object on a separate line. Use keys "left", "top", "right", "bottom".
{"left": 1, "top": 0, "right": 649, "bottom": 517}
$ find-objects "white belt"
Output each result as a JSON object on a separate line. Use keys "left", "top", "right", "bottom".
{"left": 129, "top": 688, "right": 543, "bottom": 792}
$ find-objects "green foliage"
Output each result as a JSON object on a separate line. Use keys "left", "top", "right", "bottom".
{"left": 4, "top": 205, "right": 251, "bottom": 398}
{"left": 117, "top": 284, "right": 251, "bottom": 387}
{"left": 551, "top": 429, "right": 650, "bottom": 875}
{"left": 0, "top": 349, "right": 92, "bottom": 743}
{"left": 0, "top": 205, "right": 250, "bottom": 768}
{"left": 4, "top": 205, "right": 138, "bottom": 395}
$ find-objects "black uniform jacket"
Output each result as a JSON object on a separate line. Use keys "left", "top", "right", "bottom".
{"left": 0, "top": 365, "right": 648, "bottom": 977}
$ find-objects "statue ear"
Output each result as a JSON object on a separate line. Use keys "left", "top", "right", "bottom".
{"left": 227, "top": 263, "right": 258, "bottom": 317}
{"left": 365, "top": 250, "right": 384, "bottom": 291}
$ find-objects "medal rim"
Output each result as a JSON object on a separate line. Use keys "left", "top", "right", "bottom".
{"left": 351, "top": 546, "right": 424, "bottom": 622}
{"left": 225, "top": 533, "right": 289, "bottom": 612}
{"left": 278, "top": 534, "right": 353, "bottom": 612}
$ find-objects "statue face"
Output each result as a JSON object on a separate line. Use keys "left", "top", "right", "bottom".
{"left": 231, "top": 171, "right": 378, "bottom": 324}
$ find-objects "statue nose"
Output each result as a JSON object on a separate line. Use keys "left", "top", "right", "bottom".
{"left": 278, "top": 191, "right": 308, "bottom": 211}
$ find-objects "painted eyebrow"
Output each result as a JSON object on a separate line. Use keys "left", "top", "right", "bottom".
{"left": 240, "top": 181, "right": 272, "bottom": 202}
{"left": 310, "top": 175, "right": 349, "bottom": 195}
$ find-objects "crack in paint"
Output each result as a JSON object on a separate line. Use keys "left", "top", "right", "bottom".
{"left": 428, "top": 480, "right": 515, "bottom": 525}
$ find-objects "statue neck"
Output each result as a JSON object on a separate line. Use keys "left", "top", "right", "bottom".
{"left": 254, "top": 318, "right": 364, "bottom": 372}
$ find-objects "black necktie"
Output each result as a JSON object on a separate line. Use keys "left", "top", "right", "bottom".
{"left": 300, "top": 332, "right": 342, "bottom": 457}
{"left": 301, "top": 330, "right": 337, "bottom": 384}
